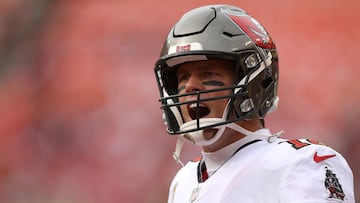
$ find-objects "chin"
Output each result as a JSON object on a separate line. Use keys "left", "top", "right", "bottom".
{"left": 203, "top": 129, "right": 218, "bottom": 139}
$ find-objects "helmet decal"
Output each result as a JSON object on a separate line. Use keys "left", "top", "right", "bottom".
{"left": 168, "top": 42, "right": 203, "bottom": 55}
{"left": 223, "top": 10, "right": 275, "bottom": 49}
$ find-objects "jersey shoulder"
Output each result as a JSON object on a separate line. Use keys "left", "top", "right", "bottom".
{"left": 275, "top": 138, "right": 339, "bottom": 157}
{"left": 267, "top": 138, "right": 355, "bottom": 202}
{"left": 262, "top": 137, "right": 352, "bottom": 173}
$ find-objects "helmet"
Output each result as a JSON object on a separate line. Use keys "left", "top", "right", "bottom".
{"left": 154, "top": 4, "right": 279, "bottom": 141}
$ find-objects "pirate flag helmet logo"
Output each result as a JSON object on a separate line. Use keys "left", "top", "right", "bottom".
{"left": 324, "top": 166, "right": 345, "bottom": 201}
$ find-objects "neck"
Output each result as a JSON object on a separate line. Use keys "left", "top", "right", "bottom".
{"left": 202, "top": 128, "right": 272, "bottom": 176}
{"left": 202, "top": 139, "right": 244, "bottom": 174}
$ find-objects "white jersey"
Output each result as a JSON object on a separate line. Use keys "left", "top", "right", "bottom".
{"left": 168, "top": 131, "right": 355, "bottom": 203}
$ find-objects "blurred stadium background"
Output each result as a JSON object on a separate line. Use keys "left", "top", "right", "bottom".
{"left": 0, "top": 0, "right": 359, "bottom": 202}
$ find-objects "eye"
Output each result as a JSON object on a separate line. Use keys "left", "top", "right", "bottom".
{"left": 204, "top": 71, "right": 218, "bottom": 78}
{"left": 177, "top": 72, "right": 189, "bottom": 83}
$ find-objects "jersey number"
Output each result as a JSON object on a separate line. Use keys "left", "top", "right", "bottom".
{"left": 286, "top": 139, "right": 320, "bottom": 150}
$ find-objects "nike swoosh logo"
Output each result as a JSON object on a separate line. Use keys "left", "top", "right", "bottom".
{"left": 313, "top": 152, "right": 336, "bottom": 163}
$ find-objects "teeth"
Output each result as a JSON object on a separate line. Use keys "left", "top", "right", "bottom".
{"left": 189, "top": 103, "right": 205, "bottom": 108}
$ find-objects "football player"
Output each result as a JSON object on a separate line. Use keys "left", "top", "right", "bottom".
{"left": 154, "top": 4, "right": 355, "bottom": 203}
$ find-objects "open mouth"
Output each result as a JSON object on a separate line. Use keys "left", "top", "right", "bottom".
{"left": 187, "top": 103, "right": 210, "bottom": 120}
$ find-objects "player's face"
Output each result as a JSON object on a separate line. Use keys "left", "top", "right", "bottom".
{"left": 176, "top": 59, "right": 234, "bottom": 123}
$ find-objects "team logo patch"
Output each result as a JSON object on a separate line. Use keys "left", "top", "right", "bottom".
{"left": 324, "top": 166, "right": 345, "bottom": 201}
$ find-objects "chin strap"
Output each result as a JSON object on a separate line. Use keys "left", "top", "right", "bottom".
{"left": 172, "top": 122, "right": 226, "bottom": 167}
{"left": 180, "top": 118, "right": 226, "bottom": 146}
{"left": 225, "top": 123, "right": 271, "bottom": 142}
{"left": 172, "top": 121, "right": 283, "bottom": 167}
{"left": 172, "top": 94, "right": 282, "bottom": 166}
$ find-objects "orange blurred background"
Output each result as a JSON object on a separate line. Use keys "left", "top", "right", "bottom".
{"left": 0, "top": 0, "right": 359, "bottom": 202}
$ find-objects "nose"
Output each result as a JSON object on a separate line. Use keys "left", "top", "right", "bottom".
{"left": 184, "top": 75, "right": 203, "bottom": 93}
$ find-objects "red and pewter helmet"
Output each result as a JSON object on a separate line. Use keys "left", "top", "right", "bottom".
{"left": 154, "top": 4, "right": 279, "bottom": 141}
